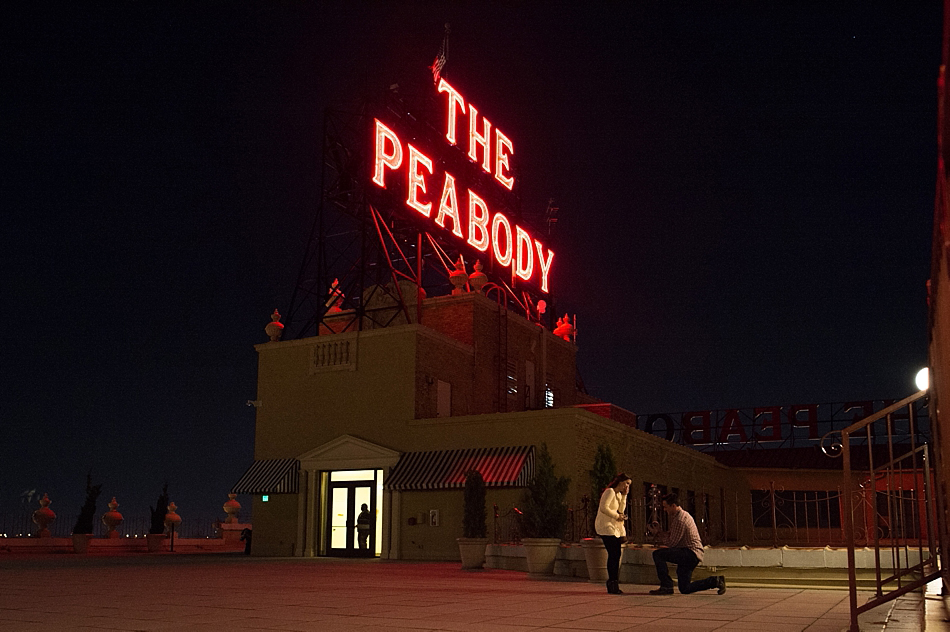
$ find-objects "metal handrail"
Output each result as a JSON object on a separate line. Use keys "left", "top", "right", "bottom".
{"left": 842, "top": 389, "right": 937, "bottom": 632}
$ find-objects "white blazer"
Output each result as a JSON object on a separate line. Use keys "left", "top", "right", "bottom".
{"left": 594, "top": 487, "right": 627, "bottom": 537}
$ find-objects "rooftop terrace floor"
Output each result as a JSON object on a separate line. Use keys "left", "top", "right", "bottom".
{"left": 0, "top": 553, "right": 944, "bottom": 631}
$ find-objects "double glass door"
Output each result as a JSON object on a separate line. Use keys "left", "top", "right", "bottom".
{"left": 326, "top": 470, "right": 378, "bottom": 557}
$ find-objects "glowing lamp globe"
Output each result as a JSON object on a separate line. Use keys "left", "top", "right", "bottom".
{"left": 915, "top": 367, "right": 929, "bottom": 391}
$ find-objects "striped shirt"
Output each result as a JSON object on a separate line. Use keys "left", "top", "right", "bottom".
{"left": 664, "top": 508, "right": 704, "bottom": 563}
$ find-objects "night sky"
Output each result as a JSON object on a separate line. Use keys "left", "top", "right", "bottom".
{"left": 3, "top": 4, "right": 942, "bottom": 520}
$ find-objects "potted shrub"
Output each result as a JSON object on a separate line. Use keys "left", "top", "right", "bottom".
{"left": 71, "top": 474, "right": 102, "bottom": 553}
{"left": 582, "top": 444, "right": 616, "bottom": 582}
{"left": 457, "top": 469, "right": 489, "bottom": 569}
{"left": 147, "top": 483, "right": 169, "bottom": 552}
{"left": 456, "top": 470, "right": 488, "bottom": 570}
{"left": 520, "top": 444, "right": 570, "bottom": 577}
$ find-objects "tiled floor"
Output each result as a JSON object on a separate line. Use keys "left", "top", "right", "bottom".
{"left": 0, "top": 554, "right": 943, "bottom": 631}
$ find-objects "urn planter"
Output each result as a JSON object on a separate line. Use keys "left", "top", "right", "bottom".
{"left": 581, "top": 537, "right": 610, "bottom": 582}
{"left": 521, "top": 538, "right": 562, "bottom": 577}
{"left": 457, "top": 537, "right": 489, "bottom": 570}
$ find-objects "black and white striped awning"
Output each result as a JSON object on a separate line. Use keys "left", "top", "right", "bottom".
{"left": 231, "top": 459, "right": 299, "bottom": 494}
{"left": 385, "top": 446, "right": 534, "bottom": 491}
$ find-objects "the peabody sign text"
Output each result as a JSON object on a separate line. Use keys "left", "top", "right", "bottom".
{"left": 372, "top": 79, "right": 554, "bottom": 293}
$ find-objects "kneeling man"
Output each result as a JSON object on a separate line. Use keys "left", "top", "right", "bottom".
{"left": 650, "top": 493, "right": 726, "bottom": 595}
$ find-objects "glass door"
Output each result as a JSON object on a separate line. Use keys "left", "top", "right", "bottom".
{"left": 326, "top": 470, "right": 378, "bottom": 557}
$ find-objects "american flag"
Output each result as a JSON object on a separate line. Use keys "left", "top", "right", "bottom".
{"left": 429, "top": 24, "right": 449, "bottom": 84}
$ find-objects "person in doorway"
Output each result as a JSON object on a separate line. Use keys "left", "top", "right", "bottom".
{"left": 595, "top": 473, "right": 632, "bottom": 595}
{"left": 356, "top": 503, "right": 373, "bottom": 550}
{"left": 649, "top": 493, "right": 725, "bottom": 595}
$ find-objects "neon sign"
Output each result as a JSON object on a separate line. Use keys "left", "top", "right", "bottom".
{"left": 371, "top": 79, "right": 554, "bottom": 293}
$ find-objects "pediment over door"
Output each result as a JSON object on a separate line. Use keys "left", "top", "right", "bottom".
{"left": 297, "top": 434, "right": 401, "bottom": 471}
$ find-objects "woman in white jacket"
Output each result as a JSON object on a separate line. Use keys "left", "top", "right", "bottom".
{"left": 595, "top": 473, "right": 632, "bottom": 594}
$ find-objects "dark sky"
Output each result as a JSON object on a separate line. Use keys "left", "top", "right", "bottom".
{"left": 3, "top": 3, "right": 942, "bottom": 519}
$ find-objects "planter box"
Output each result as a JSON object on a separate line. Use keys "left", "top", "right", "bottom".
{"left": 521, "top": 538, "right": 562, "bottom": 577}
{"left": 581, "top": 538, "right": 609, "bottom": 582}
{"left": 457, "top": 538, "right": 488, "bottom": 570}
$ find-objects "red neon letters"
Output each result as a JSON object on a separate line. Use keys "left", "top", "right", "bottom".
{"left": 371, "top": 80, "right": 554, "bottom": 292}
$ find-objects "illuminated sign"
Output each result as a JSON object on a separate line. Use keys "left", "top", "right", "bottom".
{"left": 635, "top": 399, "right": 928, "bottom": 449}
{"left": 371, "top": 79, "right": 554, "bottom": 293}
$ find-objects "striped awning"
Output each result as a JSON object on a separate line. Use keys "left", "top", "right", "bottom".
{"left": 385, "top": 446, "right": 534, "bottom": 491}
{"left": 231, "top": 459, "right": 299, "bottom": 494}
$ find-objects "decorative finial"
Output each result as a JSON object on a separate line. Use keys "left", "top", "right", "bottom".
{"left": 265, "top": 310, "right": 284, "bottom": 342}
{"left": 325, "top": 278, "right": 345, "bottom": 312}
{"left": 32, "top": 493, "right": 56, "bottom": 538}
{"left": 468, "top": 260, "right": 487, "bottom": 293}
{"left": 450, "top": 257, "right": 468, "bottom": 295}
{"left": 223, "top": 493, "right": 241, "bottom": 524}
{"left": 553, "top": 313, "right": 575, "bottom": 342}
{"left": 102, "top": 497, "right": 124, "bottom": 538}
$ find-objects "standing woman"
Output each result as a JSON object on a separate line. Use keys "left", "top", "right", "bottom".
{"left": 595, "top": 473, "right": 632, "bottom": 594}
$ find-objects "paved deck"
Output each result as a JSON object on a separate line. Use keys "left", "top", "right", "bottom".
{"left": 0, "top": 554, "right": 945, "bottom": 631}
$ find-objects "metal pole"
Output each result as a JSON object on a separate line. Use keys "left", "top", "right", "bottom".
{"left": 842, "top": 429, "right": 859, "bottom": 632}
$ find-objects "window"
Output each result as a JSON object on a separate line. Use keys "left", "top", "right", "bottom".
{"left": 437, "top": 380, "right": 451, "bottom": 418}
{"left": 506, "top": 361, "right": 517, "bottom": 398}
{"left": 525, "top": 361, "right": 535, "bottom": 408}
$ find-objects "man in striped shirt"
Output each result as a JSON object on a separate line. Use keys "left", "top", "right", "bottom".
{"left": 649, "top": 493, "right": 726, "bottom": 595}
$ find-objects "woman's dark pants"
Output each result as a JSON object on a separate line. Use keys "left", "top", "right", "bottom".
{"left": 600, "top": 535, "right": 622, "bottom": 582}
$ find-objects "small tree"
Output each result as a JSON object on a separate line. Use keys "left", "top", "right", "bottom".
{"left": 521, "top": 444, "right": 571, "bottom": 539}
{"left": 72, "top": 473, "right": 102, "bottom": 535}
{"left": 462, "top": 469, "right": 487, "bottom": 539}
{"left": 589, "top": 444, "right": 617, "bottom": 532}
{"left": 149, "top": 483, "right": 169, "bottom": 535}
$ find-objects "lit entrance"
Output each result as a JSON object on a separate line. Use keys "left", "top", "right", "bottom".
{"left": 326, "top": 469, "right": 382, "bottom": 557}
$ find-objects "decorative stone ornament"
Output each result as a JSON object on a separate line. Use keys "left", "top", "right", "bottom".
{"left": 468, "top": 260, "right": 487, "bottom": 293}
{"left": 101, "top": 497, "right": 123, "bottom": 538}
{"left": 32, "top": 493, "right": 56, "bottom": 538}
{"left": 450, "top": 258, "right": 468, "bottom": 295}
{"left": 223, "top": 493, "right": 241, "bottom": 524}
{"left": 265, "top": 310, "right": 284, "bottom": 342}
{"left": 326, "top": 278, "right": 345, "bottom": 312}
{"left": 553, "top": 314, "right": 575, "bottom": 341}
{"left": 164, "top": 502, "right": 182, "bottom": 531}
